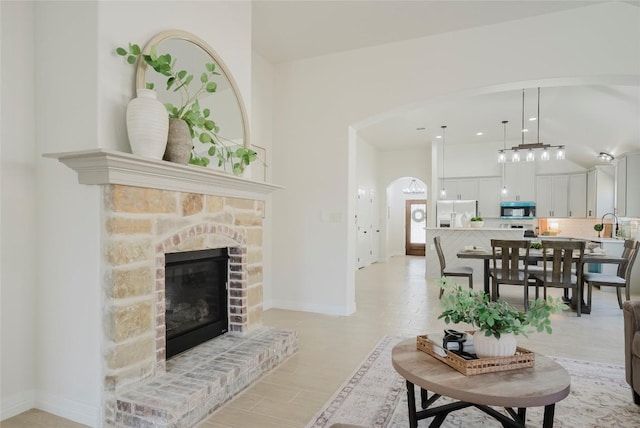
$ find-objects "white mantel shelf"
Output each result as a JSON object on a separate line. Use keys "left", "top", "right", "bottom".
{"left": 44, "top": 149, "right": 283, "bottom": 200}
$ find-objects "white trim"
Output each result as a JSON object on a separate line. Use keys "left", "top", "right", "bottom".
{"left": 270, "top": 299, "right": 354, "bottom": 316}
{"left": 44, "top": 149, "right": 283, "bottom": 200}
{"left": 35, "top": 390, "right": 100, "bottom": 427}
{"left": 0, "top": 389, "right": 35, "bottom": 421}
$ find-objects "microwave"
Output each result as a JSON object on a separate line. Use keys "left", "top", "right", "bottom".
{"left": 500, "top": 202, "right": 536, "bottom": 219}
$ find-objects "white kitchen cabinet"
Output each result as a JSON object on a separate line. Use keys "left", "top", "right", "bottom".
{"left": 441, "top": 178, "right": 478, "bottom": 200}
{"left": 536, "top": 175, "right": 568, "bottom": 217}
{"left": 477, "top": 177, "right": 501, "bottom": 218}
{"left": 616, "top": 153, "right": 640, "bottom": 217}
{"left": 568, "top": 173, "right": 587, "bottom": 217}
{"left": 503, "top": 162, "right": 535, "bottom": 202}
{"left": 586, "top": 166, "right": 615, "bottom": 218}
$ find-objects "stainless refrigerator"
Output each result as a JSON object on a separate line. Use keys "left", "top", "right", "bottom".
{"left": 436, "top": 200, "right": 478, "bottom": 228}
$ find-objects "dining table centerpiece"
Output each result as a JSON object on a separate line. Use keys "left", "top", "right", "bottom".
{"left": 437, "top": 277, "right": 568, "bottom": 358}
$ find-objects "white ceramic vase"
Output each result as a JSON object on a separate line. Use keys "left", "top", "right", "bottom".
{"left": 473, "top": 331, "right": 517, "bottom": 358}
{"left": 470, "top": 221, "right": 484, "bottom": 228}
{"left": 126, "top": 88, "right": 169, "bottom": 159}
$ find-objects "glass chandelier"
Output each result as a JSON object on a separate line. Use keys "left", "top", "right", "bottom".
{"left": 403, "top": 179, "right": 425, "bottom": 195}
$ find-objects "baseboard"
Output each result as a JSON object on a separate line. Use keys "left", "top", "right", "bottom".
{"left": 35, "top": 390, "right": 100, "bottom": 427}
{"left": 0, "top": 389, "right": 36, "bottom": 421}
{"left": 270, "top": 299, "right": 353, "bottom": 316}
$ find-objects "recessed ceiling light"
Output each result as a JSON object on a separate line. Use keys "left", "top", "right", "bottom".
{"left": 521, "top": 128, "right": 529, "bottom": 133}
{"left": 529, "top": 117, "right": 537, "bottom": 121}
{"left": 436, "top": 135, "right": 442, "bottom": 139}
{"left": 476, "top": 132, "right": 483, "bottom": 136}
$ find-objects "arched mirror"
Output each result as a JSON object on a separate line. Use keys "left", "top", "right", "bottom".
{"left": 135, "top": 29, "right": 251, "bottom": 173}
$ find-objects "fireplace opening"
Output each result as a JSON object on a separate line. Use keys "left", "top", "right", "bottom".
{"left": 165, "top": 248, "right": 229, "bottom": 359}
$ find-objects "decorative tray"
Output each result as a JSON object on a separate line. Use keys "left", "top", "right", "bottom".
{"left": 416, "top": 334, "right": 535, "bottom": 376}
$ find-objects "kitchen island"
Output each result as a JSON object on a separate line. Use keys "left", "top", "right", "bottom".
{"left": 426, "top": 227, "right": 525, "bottom": 279}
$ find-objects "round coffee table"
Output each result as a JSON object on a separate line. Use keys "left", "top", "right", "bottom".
{"left": 391, "top": 338, "right": 570, "bottom": 428}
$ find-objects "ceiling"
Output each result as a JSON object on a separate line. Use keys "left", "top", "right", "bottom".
{"left": 252, "top": 1, "right": 640, "bottom": 169}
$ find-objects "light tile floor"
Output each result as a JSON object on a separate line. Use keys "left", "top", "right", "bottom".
{"left": 2, "top": 255, "right": 634, "bottom": 427}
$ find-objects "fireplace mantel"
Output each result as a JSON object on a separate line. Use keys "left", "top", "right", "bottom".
{"left": 44, "top": 149, "right": 283, "bottom": 200}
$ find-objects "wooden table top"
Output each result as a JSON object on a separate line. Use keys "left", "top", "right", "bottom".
{"left": 457, "top": 249, "right": 625, "bottom": 265}
{"left": 391, "top": 339, "right": 570, "bottom": 408}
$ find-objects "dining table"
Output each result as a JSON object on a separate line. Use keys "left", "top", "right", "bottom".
{"left": 456, "top": 248, "right": 626, "bottom": 314}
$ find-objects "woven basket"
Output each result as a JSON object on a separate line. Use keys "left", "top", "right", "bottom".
{"left": 416, "top": 335, "right": 535, "bottom": 376}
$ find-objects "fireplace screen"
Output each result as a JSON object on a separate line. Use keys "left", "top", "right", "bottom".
{"left": 165, "top": 248, "right": 229, "bottom": 358}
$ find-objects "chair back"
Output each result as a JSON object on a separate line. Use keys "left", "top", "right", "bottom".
{"left": 434, "top": 236, "right": 447, "bottom": 275}
{"left": 490, "top": 239, "right": 529, "bottom": 285}
{"left": 541, "top": 240, "right": 585, "bottom": 287}
{"left": 618, "top": 240, "right": 639, "bottom": 280}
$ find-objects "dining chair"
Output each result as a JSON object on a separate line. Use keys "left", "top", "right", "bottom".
{"left": 434, "top": 236, "right": 473, "bottom": 298}
{"left": 489, "top": 239, "right": 530, "bottom": 310}
{"left": 583, "top": 239, "right": 639, "bottom": 311}
{"left": 530, "top": 240, "right": 585, "bottom": 316}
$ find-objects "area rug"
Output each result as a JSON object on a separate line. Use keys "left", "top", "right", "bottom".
{"left": 305, "top": 336, "right": 640, "bottom": 427}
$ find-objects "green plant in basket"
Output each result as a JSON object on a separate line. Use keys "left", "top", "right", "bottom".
{"left": 437, "top": 277, "right": 568, "bottom": 339}
{"left": 470, "top": 217, "right": 483, "bottom": 222}
{"left": 116, "top": 43, "right": 258, "bottom": 174}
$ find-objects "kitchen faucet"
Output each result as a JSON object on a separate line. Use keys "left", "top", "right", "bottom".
{"left": 601, "top": 212, "right": 619, "bottom": 237}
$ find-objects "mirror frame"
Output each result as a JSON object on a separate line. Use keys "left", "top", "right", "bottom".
{"left": 135, "top": 29, "right": 251, "bottom": 151}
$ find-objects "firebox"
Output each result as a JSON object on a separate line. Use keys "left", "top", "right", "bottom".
{"left": 165, "top": 248, "right": 229, "bottom": 359}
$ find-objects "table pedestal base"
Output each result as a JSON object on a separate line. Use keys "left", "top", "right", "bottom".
{"left": 406, "top": 380, "right": 556, "bottom": 428}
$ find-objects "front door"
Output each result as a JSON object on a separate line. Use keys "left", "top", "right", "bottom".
{"left": 405, "top": 199, "right": 426, "bottom": 256}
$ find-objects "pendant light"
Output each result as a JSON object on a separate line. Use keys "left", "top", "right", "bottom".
{"left": 501, "top": 120, "right": 508, "bottom": 197}
{"left": 496, "top": 87, "right": 566, "bottom": 162}
{"left": 440, "top": 125, "right": 447, "bottom": 198}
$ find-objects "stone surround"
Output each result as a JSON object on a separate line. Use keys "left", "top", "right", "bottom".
{"left": 47, "top": 150, "right": 290, "bottom": 427}
{"left": 102, "top": 184, "right": 272, "bottom": 426}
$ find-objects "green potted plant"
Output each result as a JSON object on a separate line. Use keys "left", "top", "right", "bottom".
{"left": 469, "top": 216, "right": 484, "bottom": 228}
{"left": 438, "top": 278, "right": 567, "bottom": 357}
{"left": 117, "top": 43, "right": 257, "bottom": 174}
{"left": 594, "top": 223, "right": 604, "bottom": 238}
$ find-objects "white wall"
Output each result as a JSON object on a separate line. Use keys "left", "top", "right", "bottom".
{"left": 1, "top": 1, "right": 37, "bottom": 419}
{"left": 270, "top": 2, "right": 640, "bottom": 316}
{"left": 1, "top": 1, "right": 253, "bottom": 425}
{"left": 252, "top": 51, "right": 275, "bottom": 308}
{"left": 33, "top": 3, "right": 102, "bottom": 424}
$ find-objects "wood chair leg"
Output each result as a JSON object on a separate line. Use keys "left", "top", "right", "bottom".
{"left": 617, "top": 287, "right": 623, "bottom": 309}
{"left": 439, "top": 286, "right": 444, "bottom": 299}
{"left": 626, "top": 284, "right": 631, "bottom": 303}
{"left": 468, "top": 275, "right": 473, "bottom": 290}
{"left": 586, "top": 280, "right": 593, "bottom": 309}
{"left": 576, "top": 284, "right": 581, "bottom": 317}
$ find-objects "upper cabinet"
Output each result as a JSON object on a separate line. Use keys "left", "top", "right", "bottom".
{"left": 503, "top": 162, "right": 535, "bottom": 202}
{"left": 477, "top": 177, "right": 501, "bottom": 218}
{"left": 568, "top": 173, "right": 587, "bottom": 217}
{"left": 616, "top": 153, "right": 640, "bottom": 217}
{"left": 536, "top": 175, "right": 569, "bottom": 217}
{"left": 440, "top": 178, "right": 478, "bottom": 200}
{"left": 586, "top": 166, "right": 615, "bottom": 218}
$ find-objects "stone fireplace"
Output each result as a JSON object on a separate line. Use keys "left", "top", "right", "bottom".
{"left": 47, "top": 149, "right": 297, "bottom": 427}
